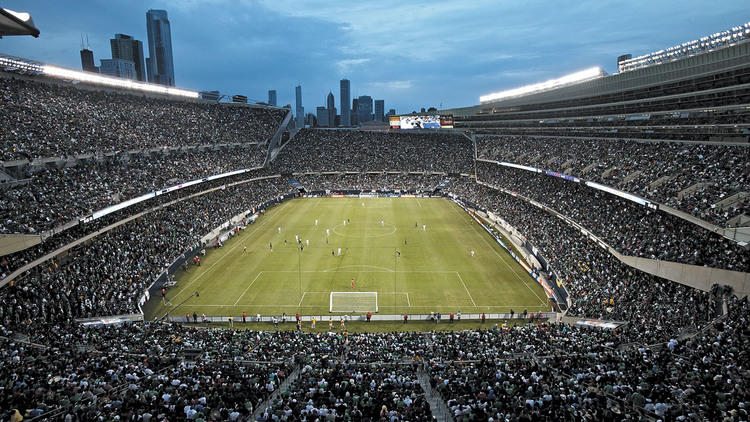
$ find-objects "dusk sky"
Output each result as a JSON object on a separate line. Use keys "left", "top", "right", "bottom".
{"left": 1, "top": 1, "right": 748, "bottom": 113}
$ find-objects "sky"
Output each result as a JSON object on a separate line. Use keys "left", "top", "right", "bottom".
{"left": 1, "top": 0, "right": 748, "bottom": 114}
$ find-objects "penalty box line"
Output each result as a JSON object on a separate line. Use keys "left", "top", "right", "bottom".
{"left": 232, "top": 271, "right": 471, "bottom": 309}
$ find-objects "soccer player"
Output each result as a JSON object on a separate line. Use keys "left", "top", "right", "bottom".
{"left": 315, "top": 219, "right": 318, "bottom": 226}
{"left": 329, "top": 318, "right": 333, "bottom": 330}
{"left": 470, "top": 250, "right": 474, "bottom": 257}
{"left": 311, "top": 317, "right": 316, "bottom": 329}
{"left": 269, "top": 243, "right": 273, "bottom": 251}
{"left": 278, "top": 226, "right": 281, "bottom": 233}
{"left": 337, "top": 247, "right": 341, "bottom": 256}
{"left": 350, "top": 278, "right": 355, "bottom": 288}
{"left": 326, "top": 228, "right": 330, "bottom": 236}
{"left": 243, "top": 246, "right": 247, "bottom": 254}
{"left": 381, "top": 220, "right": 384, "bottom": 226}
{"left": 306, "top": 239, "right": 309, "bottom": 246}
{"left": 423, "top": 224, "right": 426, "bottom": 231}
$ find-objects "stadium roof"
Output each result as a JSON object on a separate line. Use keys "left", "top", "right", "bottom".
{"left": 0, "top": 8, "right": 40, "bottom": 38}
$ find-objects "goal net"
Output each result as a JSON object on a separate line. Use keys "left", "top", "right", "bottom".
{"left": 330, "top": 292, "right": 378, "bottom": 313}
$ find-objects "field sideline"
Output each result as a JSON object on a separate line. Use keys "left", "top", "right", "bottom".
{"left": 148, "top": 197, "right": 551, "bottom": 319}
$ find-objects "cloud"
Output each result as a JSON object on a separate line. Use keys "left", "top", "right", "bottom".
{"left": 366, "top": 80, "right": 413, "bottom": 91}
{"left": 335, "top": 58, "right": 370, "bottom": 75}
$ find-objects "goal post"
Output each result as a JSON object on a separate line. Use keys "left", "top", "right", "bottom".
{"left": 330, "top": 291, "right": 378, "bottom": 313}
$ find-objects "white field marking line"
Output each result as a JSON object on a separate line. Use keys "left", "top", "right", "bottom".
{"left": 192, "top": 304, "right": 551, "bottom": 309}
{"left": 473, "top": 225, "right": 547, "bottom": 304}
{"left": 233, "top": 271, "right": 264, "bottom": 306}
{"left": 378, "top": 291, "right": 411, "bottom": 307}
{"left": 172, "top": 201, "right": 283, "bottom": 299}
{"left": 416, "top": 199, "right": 422, "bottom": 208}
{"left": 268, "top": 269, "right": 456, "bottom": 273}
{"left": 324, "top": 265, "right": 394, "bottom": 272}
{"left": 295, "top": 290, "right": 336, "bottom": 308}
{"left": 455, "top": 272, "right": 477, "bottom": 308}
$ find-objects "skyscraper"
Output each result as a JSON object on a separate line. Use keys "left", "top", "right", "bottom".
{"left": 100, "top": 59, "right": 137, "bottom": 79}
{"left": 339, "top": 79, "right": 350, "bottom": 126}
{"left": 80, "top": 48, "right": 98, "bottom": 73}
{"left": 295, "top": 85, "right": 305, "bottom": 128}
{"left": 316, "top": 106, "right": 328, "bottom": 127}
{"left": 351, "top": 98, "right": 359, "bottom": 125}
{"left": 357, "top": 95, "right": 373, "bottom": 123}
{"left": 146, "top": 9, "right": 175, "bottom": 86}
{"left": 110, "top": 34, "right": 146, "bottom": 81}
{"left": 326, "top": 92, "right": 336, "bottom": 129}
{"left": 374, "top": 100, "right": 385, "bottom": 122}
{"left": 268, "top": 90, "right": 277, "bottom": 106}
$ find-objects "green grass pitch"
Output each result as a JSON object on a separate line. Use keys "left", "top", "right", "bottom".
{"left": 149, "top": 197, "right": 551, "bottom": 319}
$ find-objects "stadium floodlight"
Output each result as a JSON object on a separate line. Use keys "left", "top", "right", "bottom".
{"left": 0, "top": 8, "right": 40, "bottom": 38}
{"left": 43, "top": 64, "right": 199, "bottom": 98}
{"left": 479, "top": 67, "right": 605, "bottom": 104}
{"left": 618, "top": 21, "right": 750, "bottom": 73}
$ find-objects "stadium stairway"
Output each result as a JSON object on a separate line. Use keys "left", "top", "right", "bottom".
{"left": 418, "top": 369, "right": 455, "bottom": 422}
{"left": 252, "top": 366, "right": 302, "bottom": 420}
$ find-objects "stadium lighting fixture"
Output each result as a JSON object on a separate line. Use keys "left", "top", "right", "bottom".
{"left": 618, "top": 22, "right": 750, "bottom": 73}
{"left": 479, "top": 67, "right": 605, "bottom": 104}
{"left": 0, "top": 8, "right": 40, "bottom": 38}
{"left": 43, "top": 65, "right": 199, "bottom": 98}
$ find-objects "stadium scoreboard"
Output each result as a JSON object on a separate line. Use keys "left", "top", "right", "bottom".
{"left": 390, "top": 114, "right": 454, "bottom": 129}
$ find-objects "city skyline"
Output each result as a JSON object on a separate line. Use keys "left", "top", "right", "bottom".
{"left": 0, "top": 1, "right": 747, "bottom": 112}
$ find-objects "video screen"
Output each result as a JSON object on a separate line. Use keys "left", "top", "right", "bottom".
{"left": 399, "top": 115, "right": 441, "bottom": 129}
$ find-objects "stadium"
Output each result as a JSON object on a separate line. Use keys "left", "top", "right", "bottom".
{"left": 1, "top": 6, "right": 749, "bottom": 421}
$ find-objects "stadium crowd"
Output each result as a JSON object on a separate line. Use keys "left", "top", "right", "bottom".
{"left": 0, "top": 176, "right": 293, "bottom": 334}
{"left": 1, "top": 145, "right": 268, "bottom": 235}
{"left": 476, "top": 161, "right": 750, "bottom": 272}
{"left": 0, "top": 76, "right": 286, "bottom": 160}
{"left": 294, "top": 173, "right": 450, "bottom": 193}
{"left": 447, "top": 181, "right": 719, "bottom": 342}
{"left": 476, "top": 135, "right": 749, "bottom": 226}
{"left": 0, "top": 73, "right": 748, "bottom": 420}
{"left": 0, "top": 169, "right": 280, "bottom": 280}
{"left": 272, "top": 129, "right": 473, "bottom": 174}
{"left": 2, "top": 296, "right": 747, "bottom": 420}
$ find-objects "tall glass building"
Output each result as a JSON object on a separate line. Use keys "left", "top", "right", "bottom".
{"left": 110, "top": 34, "right": 145, "bottom": 81}
{"left": 268, "top": 90, "right": 277, "bottom": 106}
{"left": 146, "top": 9, "right": 175, "bottom": 86}
{"left": 339, "top": 79, "right": 350, "bottom": 126}
{"left": 357, "top": 95, "right": 373, "bottom": 123}
{"left": 295, "top": 85, "right": 305, "bottom": 128}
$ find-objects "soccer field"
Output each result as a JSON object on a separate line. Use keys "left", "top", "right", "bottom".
{"left": 149, "top": 197, "right": 551, "bottom": 319}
